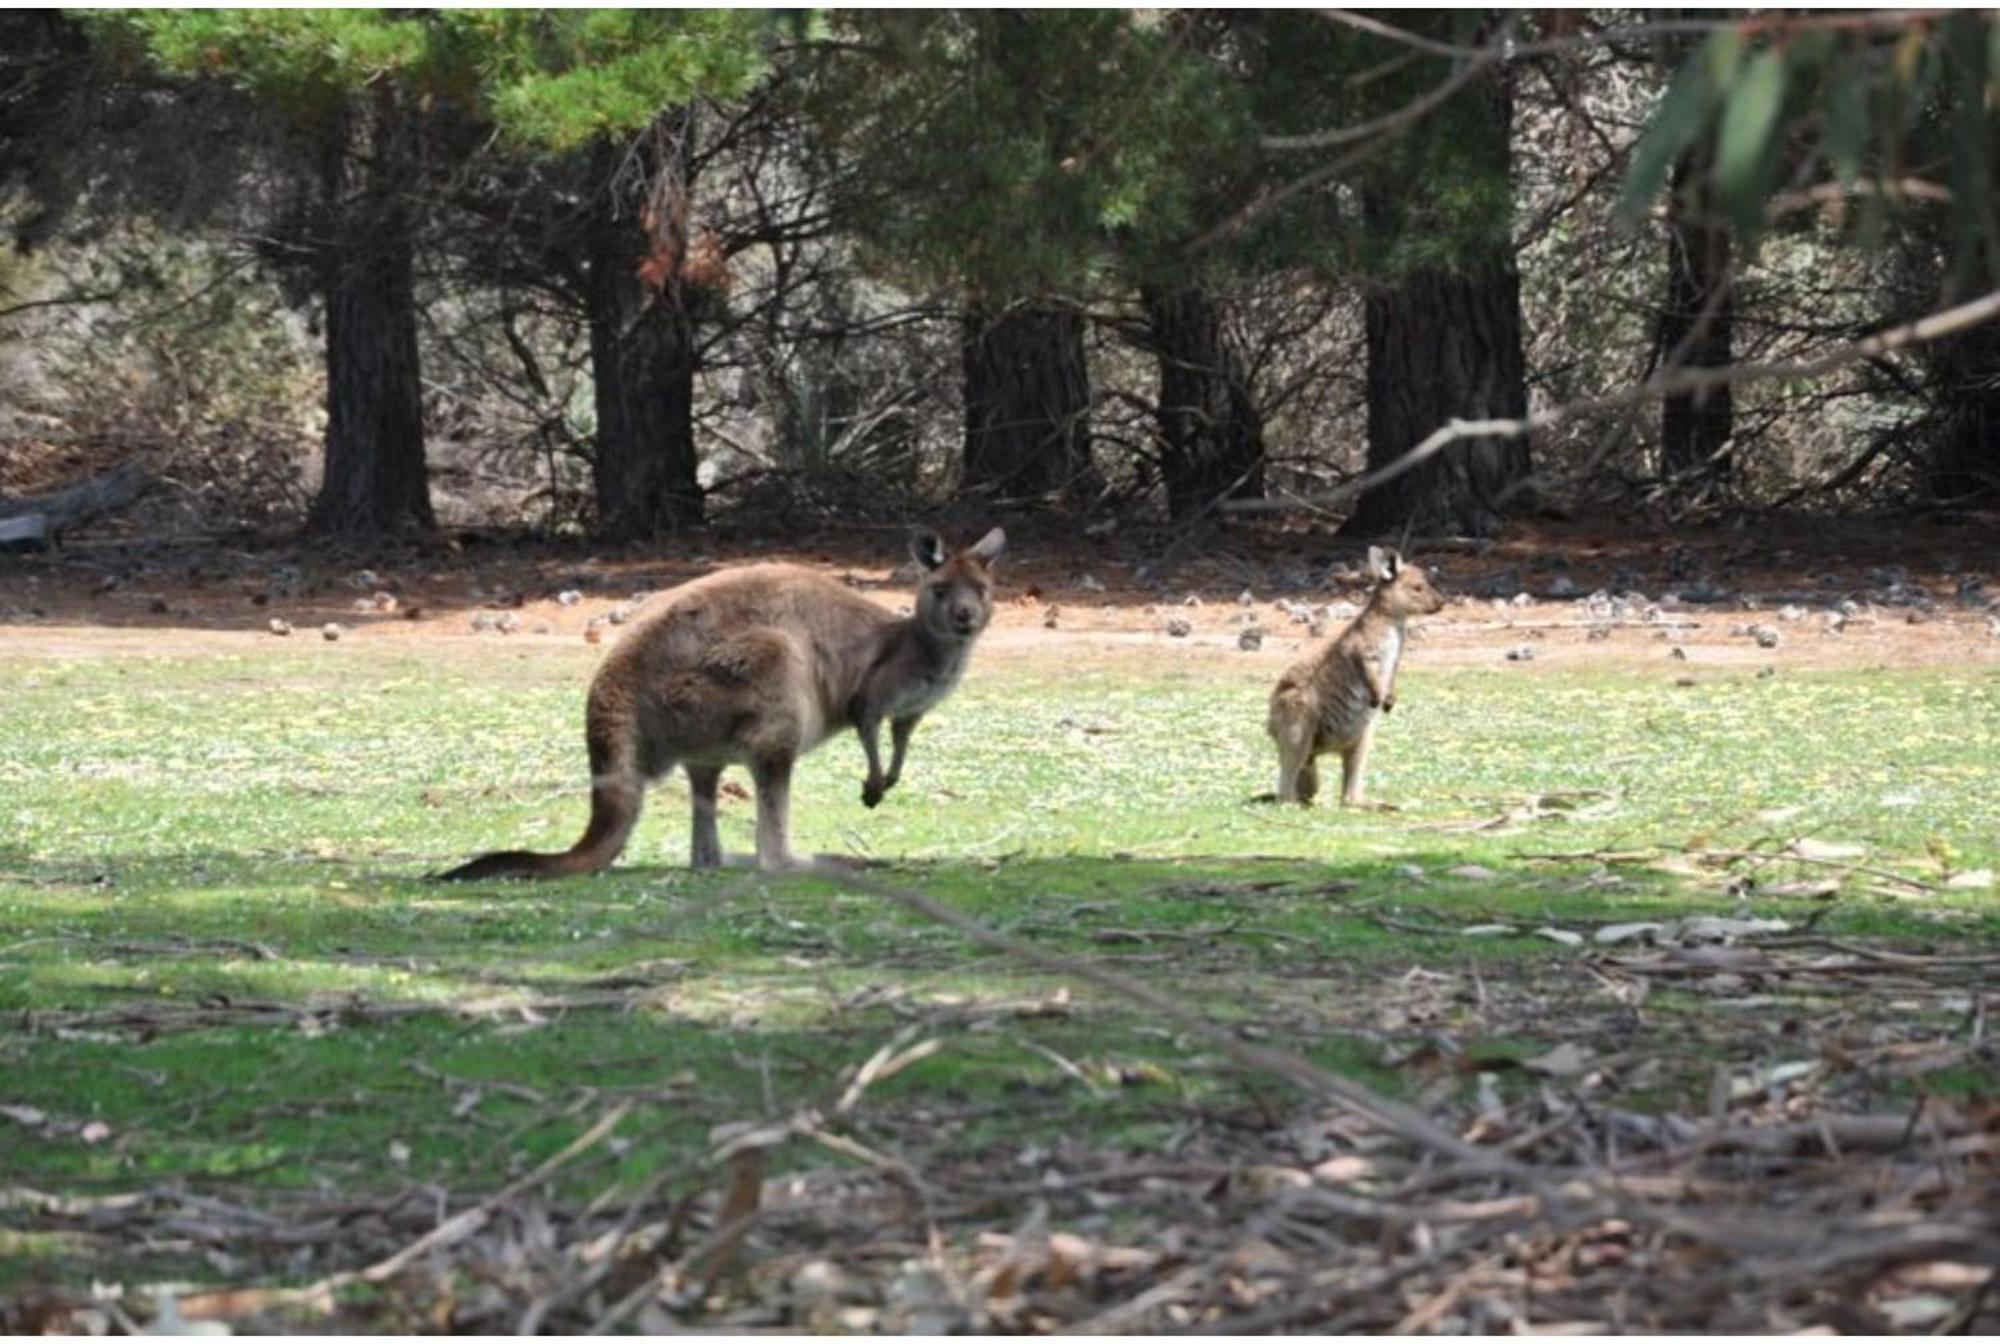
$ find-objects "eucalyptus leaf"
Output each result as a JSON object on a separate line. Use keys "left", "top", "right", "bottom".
{"left": 1716, "top": 49, "right": 1788, "bottom": 230}
{"left": 1620, "top": 54, "right": 1714, "bottom": 221}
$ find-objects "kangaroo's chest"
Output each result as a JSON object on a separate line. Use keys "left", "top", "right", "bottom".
{"left": 883, "top": 662, "right": 964, "bottom": 719}
{"left": 1377, "top": 627, "right": 1403, "bottom": 686}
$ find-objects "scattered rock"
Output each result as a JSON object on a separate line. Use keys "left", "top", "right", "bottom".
{"left": 495, "top": 612, "right": 522, "bottom": 635}
{"left": 605, "top": 605, "right": 633, "bottom": 626}
{"left": 1042, "top": 605, "right": 1061, "bottom": 630}
{"left": 371, "top": 592, "right": 398, "bottom": 613}
{"left": 1670, "top": 645, "right": 1687, "bottom": 661}
{"left": 1509, "top": 592, "right": 1532, "bottom": 608}
{"left": 1944, "top": 869, "right": 1993, "bottom": 890}
{"left": 1776, "top": 604, "right": 1806, "bottom": 622}
{"left": 1237, "top": 627, "right": 1263, "bottom": 652}
{"left": 1594, "top": 922, "right": 1667, "bottom": 946}
{"left": 1674, "top": 675, "right": 1697, "bottom": 687}
{"left": 1586, "top": 624, "right": 1611, "bottom": 642}
{"left": 1676, "top": 915, "right": 1792, "bottom": 943}
{"left": 1237, "top": 588, "right": 1256, "bottom": 608}
{"left": 345, "top": 568, "right": 381, "bottom": 590}
{"left": 320, "top": 623, "right": 341, "bottom": 642}
{"left": 1757, "top": 665, "right": 1775, "bottom": 679}
{"left": 1447, "top": 864, "right": 1498, "bottom": 882}
{"left": 557, "top": 589, "right": 583, "bottom": 607}
{"left": 1546, "top": 575, "right": 1578, "bottom": 598}
{"left": 1181, "top": 593, "right": 1202, "bottom": 608}
{"left": 1164, "top": 617, "right": 1192, "bottom": 638}
{"left": 267, "top": 618, "right": 292, "bottom": 637}
{"left": 584, "top": 623, "right": 605, "bottom": 645}
{"left": 1077, "top": 574, "right": 1106, "bottom": 594}
{"left": 1751, "top": 625, "right": 1781, "bottom": 648}
{"left": 470, "top": 612, "right": 499, "bottom": 633}
{"left": 1505, "top": 644, "right": 1537, "bottom": 662}
{"left": 1534, "top": 926, "right": 1585, "bottom": 947}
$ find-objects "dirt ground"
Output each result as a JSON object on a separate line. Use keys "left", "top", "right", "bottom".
{"left": 4, "top": 514, "right": 1997, "bottom": 673}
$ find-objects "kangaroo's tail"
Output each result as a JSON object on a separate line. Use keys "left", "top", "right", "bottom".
{"left": 436, "top": 686, "right": 647, "bottom": 882}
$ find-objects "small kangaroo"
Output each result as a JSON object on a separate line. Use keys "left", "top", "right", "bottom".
{"left": 440, "top": 528, "right": 1005, "bottom": 880}
{"left": 1266, "top": 546, "right": 1445, "bottom": 808}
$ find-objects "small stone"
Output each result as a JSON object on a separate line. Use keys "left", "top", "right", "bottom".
{"left": 1757, "top": 665, "right": 1775, "bottom": 679}
{"left": 606, "top": 605, "right": 633, "bottom": 626}
{"left": 1042, "top": 605, "right": 1060, "bottom": 629}
{"left": 1182, "top": 593, "right": 1202, "bottom": 608}
{"left": 1905, "top": 607, "right": 1931, "bottom": 625}
{"left": 495, "top": 612, "right": 521, "bottom": 635}
{"left": 1165, "top": 617, "right": 1192, "bottom": 638}
{"left": 1777, "top": 604, "right": 1806, "bottom": 622}
{"left": 533, "top": 622, "right": 552, "bottom": 635}
{"left": 584, "top": 620, "right": 605, "bottom": 645}
{"left": 557, "top": 589, "right": 583, "bottom": 607}
{"left": 1546, "top": 575, "right": 1578, "bottom": 598}
{"left": 1670, "top": 645, "right": 1687, "bottom": 660}
{"left": 352, "top": 597, "right": 376, "bottom": 613}
{"left": 268, "top": 618, "right": 292, "bottom": 637}
{"left": 470, "top": 612, "right": 498, "bottom": 632}
{"left": 1078, "top": 574, "right": 1106, "bottom": 593}
{"left": 1237, "top": 627, "right": 1264, "bottom": 652}
{"left": 321, "top": 623, "right": 341, "bottom": 642}
{"left": 1752, "top": 625, "right": 1781, "bottom": 649}
{"left": 1510, "top": 592, "right": 1532, "bottom": 608}
{"left": 1237, "top": 589, "right": 1256, "bottom": 608}
{"left": 346, "top": 568, "right": 381, "bottom": 590}
{"left": 372, "top": 592, "right": 398, "bottom": 613}
{"left": 1505, "top": 644, "right": 1537, "bottom": 662}
{"left": 1586, "top": 624, "right": 1611, "bottom": 642}
{"left": 1674, "top": 675, "right": 1697, "bottom": 688}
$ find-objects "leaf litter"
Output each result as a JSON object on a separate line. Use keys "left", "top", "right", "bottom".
{"left": 4, "top": 873, "right": 1995, "bottom": 1335}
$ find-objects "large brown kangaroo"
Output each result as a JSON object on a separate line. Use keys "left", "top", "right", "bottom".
{"left": 1266, "top": 546, "right": 1445, "bottom": 808}
{"left": 439, "top": 528, "right": 1005, "bottom": 880}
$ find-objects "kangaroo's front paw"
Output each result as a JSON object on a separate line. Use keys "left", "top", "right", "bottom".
{"left": 1381, "top": 694, "right": 1396, "bottom": 713}
{"left": 861, "top": 779, "right": 886, "bottom": 809}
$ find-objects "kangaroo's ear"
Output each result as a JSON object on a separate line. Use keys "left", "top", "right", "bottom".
{"left": 910, "top": 528, "right": 948, "bottom": 571}
{"left": 1367, "top": 545, "right": 1399, "bottom": 580}
{"left": 967, "top": 527, "right": 1007, "bottom": 567}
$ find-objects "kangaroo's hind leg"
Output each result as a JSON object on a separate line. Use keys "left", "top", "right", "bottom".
{"left": 1339, "top": 720, "right": 1376, "bottom": 807}
{"left": 1271, "top": 701, "right": 1317, "bottom": 805}
{"left": 685, "top": 764, "right": 724, "bottom": 869}
{"left": 750, "top": 754, "right": 798, "bottom": 873}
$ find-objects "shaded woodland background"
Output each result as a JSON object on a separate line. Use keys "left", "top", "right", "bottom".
{"left": 3, "top": 10, "right": 1998, "bottom": 551}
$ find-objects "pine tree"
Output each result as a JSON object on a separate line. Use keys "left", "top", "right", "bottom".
{"left": 91, "top": 9, "right": 780, "bottom": 537}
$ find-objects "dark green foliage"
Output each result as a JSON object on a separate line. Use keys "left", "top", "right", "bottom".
{"left": 1622, "top": 13, "right": 2000, "bottom": 272}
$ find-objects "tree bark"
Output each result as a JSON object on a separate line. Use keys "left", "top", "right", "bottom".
{"left": 306, "top": 92, "right": 433, "bottom": 538}
{"left": 1659, "top": 153, "right": 1735, "bottom": 479}
{"left": 961, "top": 305, "right": 1092, "bottom": 503}
{"left": 1341, "top": 263, "right": 1531, "bottom": 538}
{"left": 1140, "top": 285, "right": 1265, "bottom": 521}
{"left": 583, "top": 127, "right": 703, "bottom": 540}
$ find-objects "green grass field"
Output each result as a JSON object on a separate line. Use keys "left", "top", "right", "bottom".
{"left": 2, "top": 638, "right": 1995, "bottom": 1316}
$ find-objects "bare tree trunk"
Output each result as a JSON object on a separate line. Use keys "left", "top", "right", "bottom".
{"left": 1659, "top": 153, "right": 1735, "bottom": 479}
{"left": 1926, "top": 316, "right": 2000, "bottom": 504}
{"left": 1140, "top": 285, "right": 1266, "bottom": 521}
{"left": 1341, "top": 263, "right": 1531, "bottom": 538}
{"left": 583, "top": 124, "right": 703, "bottom": 540}
{"left": 961, "top": 304, "right": 1092, "bottom": 503}
{"left": 307, "top": 92, "right": 433, "bottom": 537}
